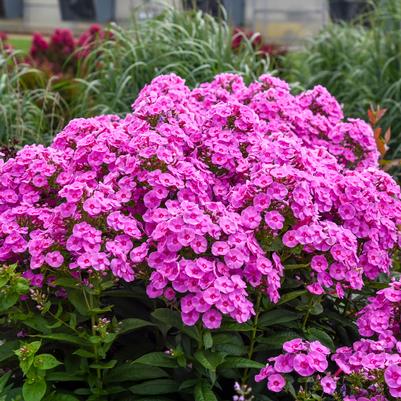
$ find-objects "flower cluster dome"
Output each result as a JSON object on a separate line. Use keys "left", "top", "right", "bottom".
{"left": 0, "top": 73, "right": 399, "bottom": 329}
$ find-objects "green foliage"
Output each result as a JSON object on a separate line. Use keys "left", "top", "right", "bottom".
{"left": 77, "top": 7, "right": 270, "bottom": 117}
{"left": 0, "top": 262, "right": 365, "bottom": 401}
{"left": 282, "top": 0, "right": 401, "bottom": 175}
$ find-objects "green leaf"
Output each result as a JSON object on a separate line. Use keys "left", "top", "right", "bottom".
{"left": 19, "top": 314, "right": 51, "bottom": 334}
{"left": 220, "top": 321, "right": 253, "bottom": 331}
{"left": 0, "top": 340, "right": 18, "bottom": 362}
{"left": 89, "top": 360, "right": 117, "bottom": 369}
{"left": 28, "top": 341, "right": 42, "bottom": 354}
{"left": 324, "top": 311, "right": 355, "bottom": 328}
{"left": 36, "top": 333, "right": 87, "bottom": 346}
{"left": 0, "top": 292, "right": 19, "bottom": 312}
{"left": 310, "top": 301, "right": 324, "bottom": 316}
{"left": 22, "top": 379, "right": 47, "bottom": 401}
{"left": 213, "top": 334, "right": 246, "bottom": 356}
{"left": 54, "top": 277, "right": 80, "bottom": 289}
{"left": 220, "top": 357, "right": 264, "bottom": 369}
{"left": 105, "top": 364, "right": 168, "bottom": 383}
{"left": 133, "top": 352, "right": 178, "bottom": 368}
{"left": 0, "top": 372, "right": 11, "bottom": 392}
{"left": 256, "top": 331, "right": 299, "bottom": 349}
{"left": 133, "top": 398, "right": 174, "bottom": 401}
{"left": 72, "top": 349, "right": 95, "bottom": 358}
{"left": 258, "top": 309, "right": 300, "bottom": 327}
{"left": 90, "top": 306, "right": 113, "bottom": 314}
{"left": 151, "top": 308, "right": 182, "bottom": 328}
{"left": 305, "top": 328, "right": 335, "bottom": 351}
{"left": 0, "top": 276, "right": 9, "bottom": 288}
{"left": 194, "top": 382, "right": 218, "bottom": 401}
{"left": 118, "top": 318, "right": 155, "bottom": 335}
{"left": 46, "top": 394, "right": 80, "bottom": 401}
{"left": 194, "top": 351, "right": 226, "bottom": 372}
{"left": 179, "top": 379, "right": 198, "bottom": 391}
{"left": 67, "top": 289, "right": 91, "bottom": 316}
{"left": 129, "top": 379, "right": 178, "bottom": 395}
{"left": 46, "top": 372, "right": 85, "bottom": 382}
{"left": 182, "top": 325, "right": 201, "bottom": 342}
{"left": 278, "top": 290, "right": 307, "bottom": 305}
{"left": 203, "top": 332, "right": 213, "bottom": 349}
{"left": 34, "top": 354, "right": 62, "bottom": 370}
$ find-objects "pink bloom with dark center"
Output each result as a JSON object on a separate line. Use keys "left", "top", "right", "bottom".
{"left": 45, "top": 251, "right": 64, "bottom": 268}
{"left": 265, "top": 211, "right": 284, "bottom": 230}
{"left": 267, "top": 373, "right": 286, "bottom": 392}
{"left": 202, "top": 309, "right": 222, "bottom": 329}
{"left": 293, "top": 354, "right": 315, "bottom": 376}
{"left": 320, "top": 376, "right": 336, "bottom": 395}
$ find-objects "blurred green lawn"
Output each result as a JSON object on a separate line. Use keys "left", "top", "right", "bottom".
{"left": 8, "top": 36, "right": 31, "bottom": 54}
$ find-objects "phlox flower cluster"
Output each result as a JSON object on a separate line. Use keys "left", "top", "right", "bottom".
{"left": 255, "top": 339, "right": 331, "bottom": 392}
{"left": 257, "top": 279, "right": 401, "bottom": 399}
{"left": 0, "top": 73, "right": 400, "bottom": 329}
{"left": 334, "top": 278, "right": 401, "bottom": 398}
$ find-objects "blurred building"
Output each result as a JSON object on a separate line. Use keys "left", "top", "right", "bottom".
{"left": 0, "top": 0, "right": 369, "bottom": 44}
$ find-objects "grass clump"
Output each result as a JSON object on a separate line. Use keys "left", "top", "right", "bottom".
{"left": 0, "top": 50, "right": 67, "bottom": 147}
{"left": 78, "top": 6, "right": 270, "bottom": 116}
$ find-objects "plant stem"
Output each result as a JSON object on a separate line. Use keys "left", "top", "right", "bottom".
{"left": 342, "top": 290, "right": 352, "bottom": 316}
{"left": 81, "top": 280, "right": 103, "bottom": 396}
{"left": 242, "top": 291, "right": 262, "bottom": 385}
{"left": 302, "top": 295, "right": 314, "bottom": 331}
{"left": 89, "top": 291, "right": 102, "bottom": 392}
